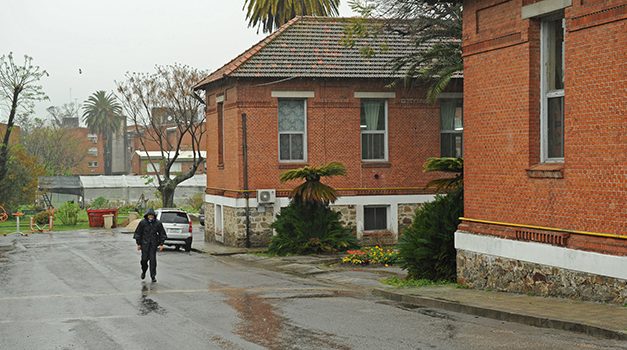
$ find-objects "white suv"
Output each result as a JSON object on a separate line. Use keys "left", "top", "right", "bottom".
{"left": 155, "top": 208, "right": 193, "bottom": 252}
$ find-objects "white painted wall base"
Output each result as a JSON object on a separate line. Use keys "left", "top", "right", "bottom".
{"left": 205, "top": 193, "right": 434, "bottom": 235}
{"left": 455, "top": 231, "right": 627, "bottom": 280}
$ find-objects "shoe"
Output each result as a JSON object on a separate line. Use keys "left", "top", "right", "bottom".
{"left": 141, "top": 271, "right": 146, "bottom": 280}
{"left": 151, "top": 277, "right": 157, "bottom": 283}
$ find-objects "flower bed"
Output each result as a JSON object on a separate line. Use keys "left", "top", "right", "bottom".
{"left": 341, "top": 246, "right": 398, "bottom": 266}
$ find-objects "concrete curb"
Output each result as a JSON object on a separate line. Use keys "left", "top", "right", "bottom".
{"left": 372, "top": 288, "right": 627, "bottom": 341}
{"left": 192, "top": 247, "right": 250, "bottom": 256}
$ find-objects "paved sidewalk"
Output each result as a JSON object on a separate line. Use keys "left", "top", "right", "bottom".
{"left": 219, "top": 251, "right": 627, "bottom": 340}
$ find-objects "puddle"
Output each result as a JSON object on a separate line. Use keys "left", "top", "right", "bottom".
{"left": 138, "top": 283, "right": 167, "bottom": 316}
{"left": 214, "top": 282, "right": 351, "bottom": 350}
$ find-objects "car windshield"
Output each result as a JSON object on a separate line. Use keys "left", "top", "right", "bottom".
{"left": 160, "top": 212, "right": 188, "bottom": 224}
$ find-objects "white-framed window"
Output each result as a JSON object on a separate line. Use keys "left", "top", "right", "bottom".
{"left": 87, "top": 147, "right": 98, "bottom": 156}
{"left": 170, "top": 162, "right": 182, "bottom": 173}
{"left": 440, "top": 99, "right": 463, "bottom": 158}
{"left": 147, "top": 162, "right": 160, "bottom": 173}
{"left": 364, "top": 205, "right": 389, "bottom": 231}
{"left": 541, "top": 13, "right": 565, "bottom": 162}
{"left": 87, "top": 134, "right": 98, "bottom": 144}
{"left": 88, "top": 161, "right": 98, "bottom": 168}
{"left": 215, "top": 204, "right": 223, "bottom": 234}
{"left": 360, "top": 99, "right": 388, "bottom": 161}
{"left": 278, "top": 99, "right": 307, "bottom": 162}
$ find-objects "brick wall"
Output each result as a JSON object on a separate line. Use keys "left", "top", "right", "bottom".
{"left": 462, "top": 1, "right": 626, "bottom": 249}
{"left": 203, "top": 78, "right": 453, "bottom": 196}
{"left": 69, "top": 128, "right": 105, "bottom": 175}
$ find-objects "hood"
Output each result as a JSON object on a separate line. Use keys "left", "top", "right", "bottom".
{"left": 144, "top": 208, "right": 157, "bottom": 220}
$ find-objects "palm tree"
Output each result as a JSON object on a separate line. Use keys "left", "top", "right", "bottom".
{"left": 82, "top": 91, "right": 124, "bottom": 175}
{"left": 423, "top": 157, "right": 463, "bottom": 192}
{"left": 279, "top": 162, "right": 346, "bottom": 205}
{"left": 244, "top": 0, "right": 340, "bottom": 33}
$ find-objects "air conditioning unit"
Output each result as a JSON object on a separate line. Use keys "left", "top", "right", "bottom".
{"left": 256, "top": 189, "right": 276, "bottom": 204}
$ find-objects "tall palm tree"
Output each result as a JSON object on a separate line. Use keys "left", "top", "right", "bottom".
{"left": 244, "top": 0, "right": 340, "bottom": 33}
{"left": 423, "top": 157, "right": 463, "bottom": 192}
{"left": 82, "top": 91, "right": 123, "bottom": 175}
{"left": 280, "top": 162, "right": 346, "bottom": 205}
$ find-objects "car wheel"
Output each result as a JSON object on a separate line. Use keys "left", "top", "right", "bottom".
{"left": 184, "top": 238, "right": 192, "bottom": 252}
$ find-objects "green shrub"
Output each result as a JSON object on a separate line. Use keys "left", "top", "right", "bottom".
{"left": 397, "top": 188, "right": 463, "bottom": 281}
{"left": 268, "top": 203, "right": 358, "bottom": 256}
{"left": 56, "top": 201, "right": 81, "bottom": 225}
{"left": 89, "top": 196, "right": 110, "bottom": 209}
{"left": 33, "top": 210, "right": 54, "bottom": 225}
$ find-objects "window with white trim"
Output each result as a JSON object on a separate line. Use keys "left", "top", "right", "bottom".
{"left": 278, "top": 99, "right": 306, "bottom": 162}
{"left": 147, "top": 162, "right": 160, "bottom": 173}
{"left": 440, "top": 99, "right": 463, "bottom": 158}
{"left": 87, "top": 134, "right": 98, "bottom": 144}
{"left": 541, "top": 13, "right": 565, "bottom": 161}
{"left": 364, "top": 205, "right": 388, "bottom": 231}
{"left": 87, "top": 147, "right": 98, "bottom": 156}
{"left": 88, "top": 161, "right": 98, "bottom": 168}
{"left": 360, "top": 99, "right": 387, "bottom": 161}
{"left": 170, "top": 162, "right": 182, "bottom": 173}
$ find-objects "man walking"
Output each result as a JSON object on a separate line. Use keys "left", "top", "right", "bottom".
{"left": 133, "top": 209, "right": 167, "bottom": 282}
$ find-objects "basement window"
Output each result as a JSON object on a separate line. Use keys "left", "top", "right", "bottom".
{"left": 364, "top": 206, "right": 388, "bottom": 231}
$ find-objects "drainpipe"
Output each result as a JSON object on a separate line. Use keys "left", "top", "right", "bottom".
{"left": 242, "top": 113, "right": 251, "bottom": 248}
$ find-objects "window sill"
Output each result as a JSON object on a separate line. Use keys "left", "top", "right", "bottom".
{"left": 278, "top": 163, "right": 308, "bottom": 170}
{"left": 526, "top": 163, "right": 564, "bottom": 179}
{"left": 217, "top": 164, "right": 224, "bottom": 170}
{"left": 362, "top": 161, "right": 391, "bottom": 168}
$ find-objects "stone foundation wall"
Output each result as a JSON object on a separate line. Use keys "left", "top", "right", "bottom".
{"left": 220, "top": 204, "right": 275, "bottom": 248}
{"left": 203, "top": 202, "right": 215, "bottom": 243}
{"left": 398, "top": 203, "right": 420, "bottom": 234}
{"left": 330, "top": 205, "right": 357, "bottom": 232}
{"left": 457, "top": 250, "right": 627, "bottom": 304}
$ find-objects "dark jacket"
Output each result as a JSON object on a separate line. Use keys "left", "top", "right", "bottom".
{"left": 133, "top": 209, "right": 167, "bottom": 246}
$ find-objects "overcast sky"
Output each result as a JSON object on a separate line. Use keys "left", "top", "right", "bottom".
{"left": 1, "top": 0, "right": 356, "bottom": 121}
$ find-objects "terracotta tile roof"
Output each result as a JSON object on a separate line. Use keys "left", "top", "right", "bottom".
{"left": 193, "top": 16, "right": 430, "bottom": 90}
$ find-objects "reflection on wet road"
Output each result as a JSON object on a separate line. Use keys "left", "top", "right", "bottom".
{"left": 140, "top": 283, "right": 167, "bottom": 316}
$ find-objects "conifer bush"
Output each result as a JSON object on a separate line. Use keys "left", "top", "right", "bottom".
{"left": 397, "top": 188, "right": 463, "bottom": 281}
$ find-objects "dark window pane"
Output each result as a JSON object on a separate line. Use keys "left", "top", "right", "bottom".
{"left": 279, "top": 134, "right": 291, "bottom": 160}
{"left": 364, "top": 206, "right": 387, "bottom": 231}
{"left": 280, "top": 133, "right": 304, "bottom": 161}
{"left": 362, "top": 133, "right": 385, "bottom": 160}
{"left": 547, "top": 97, "right": 564, "bottom": 158}
{"left": 160, "top": 212, "right": 188, "bottom": 224}
{"left": 290, "top": 134, "right": 304, "bottom": 160}
{"left": 455, "top": 134, "right": 463, "bottom": 158}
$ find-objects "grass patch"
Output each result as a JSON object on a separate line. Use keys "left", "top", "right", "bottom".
{"left": 381, "top": 276, "right": 454, "bottom": 288}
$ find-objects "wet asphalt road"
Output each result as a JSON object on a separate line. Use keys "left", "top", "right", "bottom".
{"left": 0, "top": 230, "right": 625, "bottom": 350}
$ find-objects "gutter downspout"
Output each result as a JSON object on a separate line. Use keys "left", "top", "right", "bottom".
{"left": 242, "top": 113, "right": 251, "bottom": 248}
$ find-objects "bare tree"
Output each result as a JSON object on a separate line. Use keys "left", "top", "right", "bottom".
{"left": 116, "top": 64, "right": 206, "bottom": 207}
{"left": 23, "top": 125, "right": 85, "bottom": 175}
{"left": 0, "top": 52, "right": 48, "bottom": 182}
{"left": 46, "top": 102, "right": 80, "bottom": 127}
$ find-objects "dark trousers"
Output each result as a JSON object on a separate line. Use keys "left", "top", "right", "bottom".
{"left": 140, "top": 241, "right": 158, "bottom": 278}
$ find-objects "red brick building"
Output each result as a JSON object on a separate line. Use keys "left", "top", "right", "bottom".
{"left": 68, "top": 128, "right": 106, "bottom": 175}
{"left": 457, "top": 0, "right": 626, "bottom": 303}
{"left": 194, "top": 17, "right": 463, "bottom": 247}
